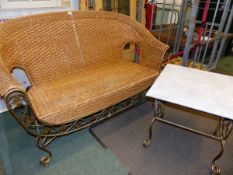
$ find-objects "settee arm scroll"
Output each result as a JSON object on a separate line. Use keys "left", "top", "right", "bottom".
{"left": 132, "top": 24, "right": 169, "bottom": 71}
{"left": 0, "top": 60, "right": 24, "bottom": 100}
{"left": 138, "top": 36, "right": 169, "bottom": 71}
{"left": 0, "top": 58, "right": 30, "bottom": 120}
{"left": 4, "top": 89, "right": 29, "bottom": 110}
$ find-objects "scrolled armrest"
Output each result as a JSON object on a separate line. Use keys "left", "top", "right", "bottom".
{"left": 137, "top": 32, "right": 169, "bottom": 71}
{"left": 0, "top": 61, "right": 24, "bottom": 99}
{"left": 4, "top": 88, "right": 36, "bottom": 135}
{"left": 4, "top": 90, "right": 31, "bottom": 114}
{"left": 129, "top": 21, "right": 169, "bottom": 71}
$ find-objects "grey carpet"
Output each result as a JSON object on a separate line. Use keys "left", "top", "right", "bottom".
{"left": 0, "top": 112, "right": 128, "bottom": 175}
{"left": 91, "top": 102, "right": 233, "bottom": 175}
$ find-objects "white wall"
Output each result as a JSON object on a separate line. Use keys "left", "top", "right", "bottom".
{"left": 0, "top": 7, "right": 67, "bottom": 19}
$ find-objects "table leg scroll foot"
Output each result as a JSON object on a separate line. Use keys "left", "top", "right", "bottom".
{"left": 143, "top": 100, "right": 164, "bottom": 148}
{"left": 143, "top": 138, "right": 151, "bottom": 147}
{"left": 143, "top": 116, "right": 156, "bottom": 148}
{"left": 211, "top": 164, "right": 220, "bottom": 175}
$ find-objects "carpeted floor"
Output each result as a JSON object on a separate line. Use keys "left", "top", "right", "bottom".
{"left": 1, "top": 104, "right": 233, "bottom": 175}
{"left": 0, "top": 112, "right": 128, "bottom": 175}
{"left": 91, "top": 102, "right": 233, "bottom": 175}
{"left": 214, "top": 56, "right": 233, "bottom": 76}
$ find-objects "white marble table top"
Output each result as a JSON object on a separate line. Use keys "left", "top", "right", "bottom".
{"left": 146, "top": 64, "right": 233, "bottom": 120}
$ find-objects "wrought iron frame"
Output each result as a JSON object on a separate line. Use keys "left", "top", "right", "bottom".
{"left": 143, "top": 99, "right": 233, "bottom": 175}
{"left": 4, "top": 89, "right": 146, "bottom": 167}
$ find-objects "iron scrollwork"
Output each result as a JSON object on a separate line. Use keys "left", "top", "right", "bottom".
{"left": 5, "top": 90, "right": 146, "bottom": 166}
{"left": 143, "top": 99, "right": 233, "bottom": 175}
{"left": 211, "top": 118, "right": 233, "bottom": 175}
{"left": 143, "top": 99, "right": 164, "bottom": 147}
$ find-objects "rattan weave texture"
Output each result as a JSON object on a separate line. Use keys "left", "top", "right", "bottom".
{"left": 28, "top": 61, "right": 158, "bottom": 124}
{"left": 0, "top": 11, "right": 168, "bottom": 125}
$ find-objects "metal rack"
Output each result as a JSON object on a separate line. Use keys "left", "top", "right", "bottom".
{"left": 183, "top": 0, "right": 233, "bottom": 69}
{"left": 137, "top": 0, "right": 233, "bottom": 70}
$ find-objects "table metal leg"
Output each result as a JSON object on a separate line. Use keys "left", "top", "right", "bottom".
{"left": 211, "top": 140, "right": 225, "bottom": 175}
{"left": 143, "top": 115, "right": 157, "bottom": 147}
{"left": 143, "top": 100, "right": 163, "bottom": 147}
{"left": 211, "top": 119, "right": 233, "bottom": 175}
{"left": 143, "top": 99, "right": 233, "bottom": 175}
{"left": 213, "top": 118, "right": 221, "bottom": 136}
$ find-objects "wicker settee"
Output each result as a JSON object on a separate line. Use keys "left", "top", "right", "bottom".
{"left": 0, "top": 11, "right": 168, "bottom": 166}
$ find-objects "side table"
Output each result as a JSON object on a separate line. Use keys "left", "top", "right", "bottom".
{"left": 143, "top": 64, "right": 233, "bottom": 175}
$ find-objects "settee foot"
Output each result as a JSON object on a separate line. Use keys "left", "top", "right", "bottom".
{"left": 36, "top": 136, "right": 53, "bottom": 167}
{"left": 40, "top": 156, "right": 51, "bottom": 167}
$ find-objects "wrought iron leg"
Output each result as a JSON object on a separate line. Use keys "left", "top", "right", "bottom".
{"left": 143, "top": 115, "right": 157, "bottom": 147}
{"left": 211, "top": 140, "right": 225, "bottom": 175}
{"left": 143, "top": 100, "right": 163, "bottom": 148}
{"left": 142, "top": 97, "right": 233, "bottom": 174}
{"left": 36, "top": 136, "right": 53, "bottom": 167}
{"left": 213, "top": 118, "right": 221, "bottom": 136}
{"left": 211, "top": 118, "right": 233, "bottom": 175}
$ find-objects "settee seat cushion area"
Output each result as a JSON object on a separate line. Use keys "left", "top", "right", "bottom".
{"left": 27, "top": 61, "right": 158, "bottom": 125}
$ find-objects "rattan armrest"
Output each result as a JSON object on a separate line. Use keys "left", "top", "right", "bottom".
{"left": 136, "top": 26, "right": 170, "bottom": 71}
{"left": 140, "top": 39, "right": 169, "bottom": 71}
{"left": 0, "top": 60, "right": 24, "bottom": 99}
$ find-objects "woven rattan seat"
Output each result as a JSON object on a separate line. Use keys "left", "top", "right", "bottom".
{"left": 0, "top": 11, "right": 168, "bottom": 166}
{"left": 28, "top": 61, "right": 157, "bottom": 124}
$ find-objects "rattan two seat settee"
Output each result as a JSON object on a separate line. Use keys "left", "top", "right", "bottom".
{"left": 0, "top": 11, "right": 168, "bottom": 166}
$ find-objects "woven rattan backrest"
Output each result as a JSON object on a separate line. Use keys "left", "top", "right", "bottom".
{"left": 0, "top": 11, "right": 167, "bottom": 86}
{"left": 72, "top": 12, "right": 131, "bottom": 69}
{"left": 0, "top": 12, "right": 85, "bottom": 85}
{"left": 72, "top": 12, "right": 168, "bottom": 70}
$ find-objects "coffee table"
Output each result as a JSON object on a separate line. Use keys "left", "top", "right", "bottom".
{"left": 143, "top": 64, "right": 233, "bottom": 175}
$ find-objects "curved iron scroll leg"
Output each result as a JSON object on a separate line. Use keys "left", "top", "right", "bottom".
{"left": 211, "top": 118, "right": 232, "bottom": 175}
{"left": 211, "top": 140, "right": 225, "bottom": 175}
{"left": 143, "top": 116, "right": 157, "bottom": 147}
{"left": 143, "top": 100, "right": 163, "bottom": 148}
{"left": 36, "top": 136, "right": 52, "bottom": 167}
